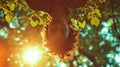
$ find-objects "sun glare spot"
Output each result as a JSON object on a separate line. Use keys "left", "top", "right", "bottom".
{"left": 23, "top": 47, "right": 42, "bottom": 64}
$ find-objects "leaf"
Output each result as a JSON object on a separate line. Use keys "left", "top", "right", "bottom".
{"left": 87, "top": 13, "right": 92, "bottom": 20}
{"left": 30, "top": 20, "right": 38, "bottom": 27}
{"left": 79, "top": 21, "right": 86, "bottom": 29}
{"left": 18, "top": 3, "right": 23, "bottom": 10}
{"left": 22, "top": 1, "right": 29, "bottom": 11}
{"left": 91, "top": 16, "right": 100, "bottom": 27}
{"left": 95, "top": 9, "right": 102, "bottom": 18}
{"left": 10, "top": 3, "right": 15, "bottom": 11}
{"left": 70, "top": 18, "right": 79, "bottom": 30}
{"left": 39, "top": 18, "right": 44, "bottom": 25}
{"left": 5, "top": 14, "right": 13, "bottom": 22}
{"left": 4, "top": 9, "right": 9, "bottom": 15}
{"left": 7, "top": 3, "right": 11, "bottom": 7}
{"left": 39, "top": 11, "right": 45, "bottom": 17}
{"left": 107, "top": 18, "right": 113, "bottom": 27}
{"left": 99, "top": 0, "right": 106, "bottom": 3}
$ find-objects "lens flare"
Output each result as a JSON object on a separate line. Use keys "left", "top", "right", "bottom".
{"left": 23, "top": 47, "right": 42, "bottom": 64}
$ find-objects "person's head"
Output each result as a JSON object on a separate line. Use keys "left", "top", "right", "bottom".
{"left": 26, "top": 0, "right": 88, "bottom": 11}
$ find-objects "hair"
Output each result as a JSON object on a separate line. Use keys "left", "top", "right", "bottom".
{"left": 26, "top": 0, "right": 87, "bottom": 59}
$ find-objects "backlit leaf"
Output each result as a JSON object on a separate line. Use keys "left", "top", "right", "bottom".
{"left": 79, "top": 21, "right": 86, "bottom": 29}
{"left": 71, "top": 18, "right": 79, "bottom": 30}
{"left": 30, "top": 20, "right": 38, "bottom": 27}
{"left": 91, "top": 16, "right": 100, "bottom": 27}
{"left": 10, "top": 3, "right": 15, "bottom": 11}
{"left": 5, "top": 14, "right": 13, "bottom": 22}
{"left": 107, "top": 18, "right": 113, "bottom": 27}
{"left": 99, "top": 0, "right": 106, "bottom": 3}
{"left": 22, "top": 1, "right": 29, "bottom": 11}
{"left": 95, "top": 9, "right": 102, "bottom": 18}
{"left": 4, "top": 9, "right": 9, "bottom": 15}
{"left": 87, "top": 13, "right": 92, "bottom": 20}
{"left": 39, "top": 11, "right": 45, "bottom": 17}
{"left": 39, "top": 18, "right": 44, "bottom": 25}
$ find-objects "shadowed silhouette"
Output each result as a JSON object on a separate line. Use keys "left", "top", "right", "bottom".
{"left": 26, "top": 0, "right": 87, "bottom": 58}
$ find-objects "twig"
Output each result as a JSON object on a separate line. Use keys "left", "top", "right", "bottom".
{"left": 78, "top": 47, "right": 99, "bottom": 67}
{"left": 110, "top": 0, "right": 120, "bottom": 40}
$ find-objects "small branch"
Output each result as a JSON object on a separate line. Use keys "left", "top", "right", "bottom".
{"left": 69, "top": 47, "right": 99, "bottom": 67}
{"left": 78, "top": 47, "right": 99, "bottom": 67}
{"left": 110, "top": 0, "right": 120, "bottom": 40}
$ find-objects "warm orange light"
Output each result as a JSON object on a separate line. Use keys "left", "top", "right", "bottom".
{"left": 0, "top": 44, "right": 9, "bottom": 67}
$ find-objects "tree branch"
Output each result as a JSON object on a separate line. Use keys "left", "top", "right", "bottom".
{"left": 78, "top": 47, "right": 99, "bottom": 67}
{"left": 110, "top": 0, "right": 120, "bottom": 40}
{"left": 69, "top": 47, "right": 99, "bottom": 67}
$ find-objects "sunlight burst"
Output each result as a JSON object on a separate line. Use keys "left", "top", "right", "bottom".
{"left": 23, "top": 47, "right": 42, "bottom": 64}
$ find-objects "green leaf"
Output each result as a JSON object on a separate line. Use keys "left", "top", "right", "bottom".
{"left": 22, "top": 1, "right": 29, "bottom": 11}
{"left": 39, "top": 18, "right": 44, "bottom": 25}
{"left": 30, "top": 20, "right": 38, "bottom": 27}
{"left": 10, "top": 3, "right": 15, "bottom": 11}
{"left": 39, "top": 11, "right": 45, "bottom": 16}
{"left": 99, "top": 0, "right": 106, "bottom": 3}
{"left": 4, "top": 9, "right": 9, "bottom": 15}
{"left": 79, "top": 21, "right": 86, "bottom": 29}
{"left": 95, "top": 9, "right": 102, "bottom": 18}
{"left": 91, "top": 16, "right": 100, "bottom": 27}
{"left": 5, "top": 14, "right": 13, "bottom": 22}
{"left": 87, "top": 13, "right": 92, "bottom": 20}
{"left": 71, "top": 18, "right": 79, "bottom": 30}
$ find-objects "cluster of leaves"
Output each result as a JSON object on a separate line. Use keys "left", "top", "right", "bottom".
{"left": 0, "top": 0, "right": 28, "bottom": 22}
{"left": 28, "top": 11, "right": 52, "bottom": 27}
{"left": 70, "top": 0, "right": 120, "bottom": 66}
{"left": 69, "top": 0, "right": 106, "bottom": 30}
{"left": 0, "top": 0, "right": 51, "bottom": 29}
{"left": 67, "top": 0, "right": 120, "bottom": 66}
